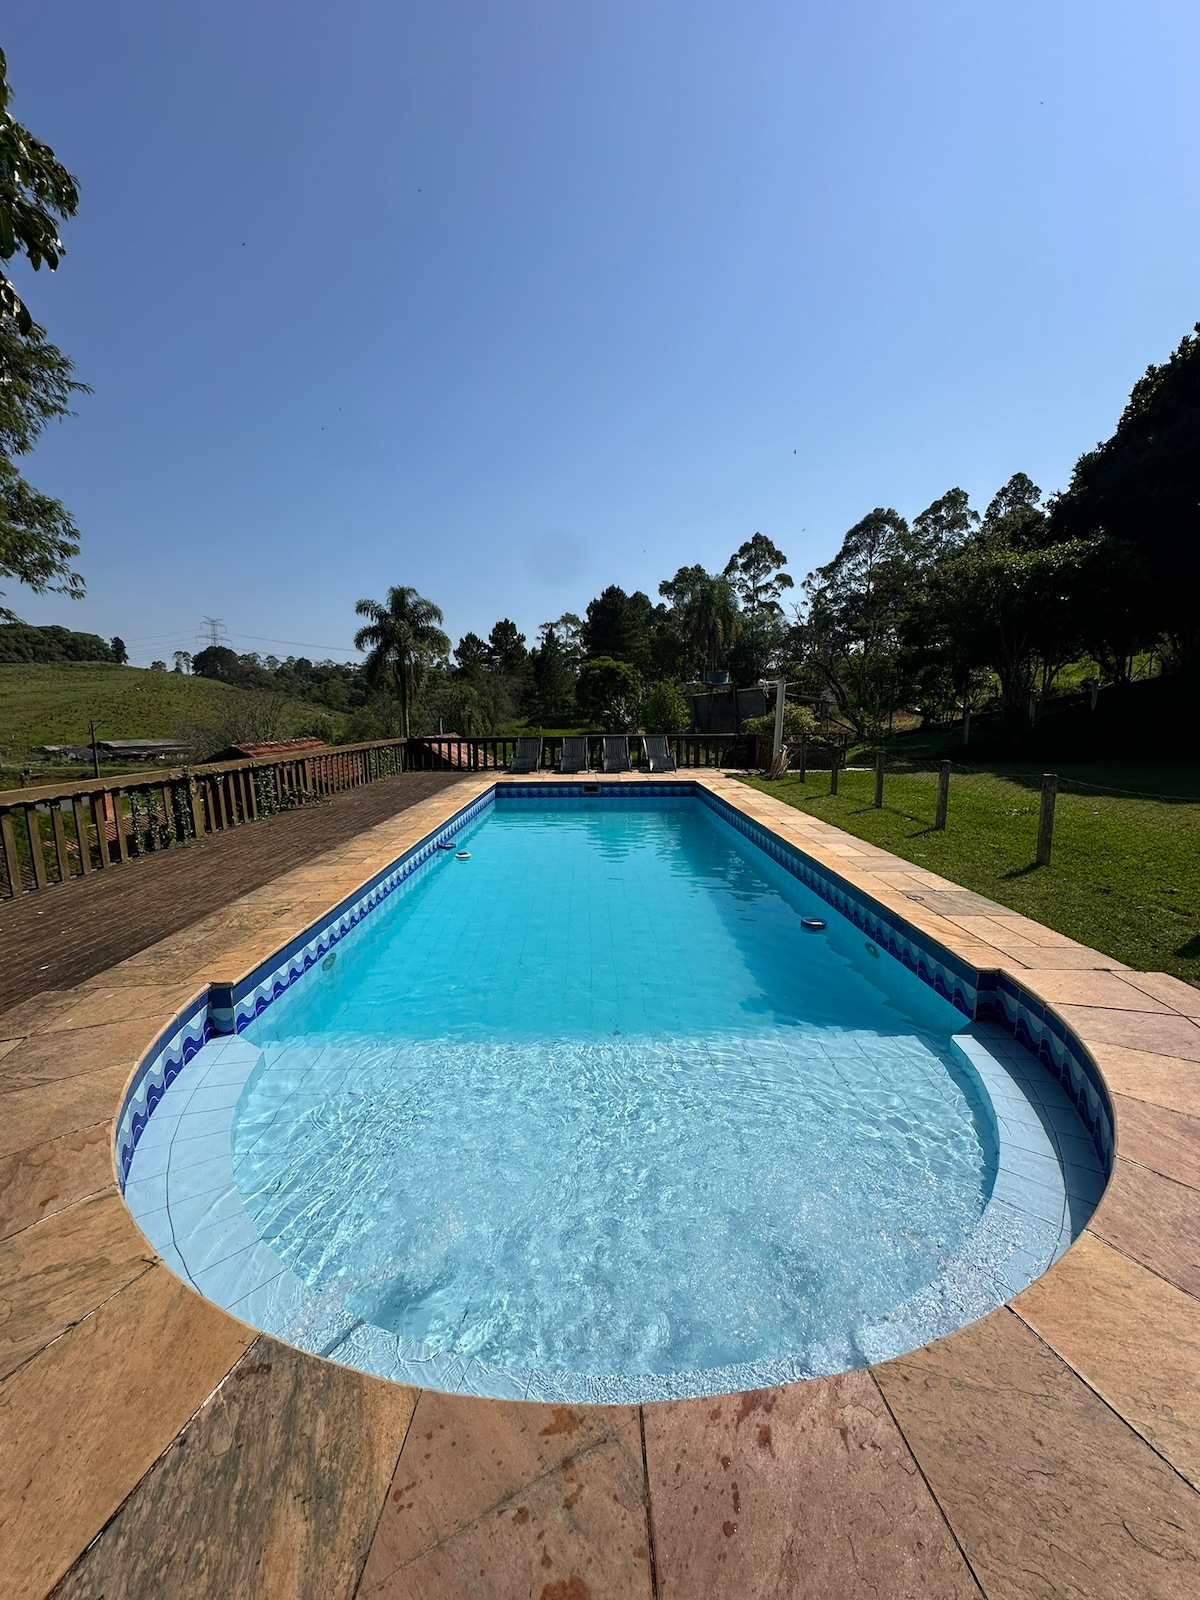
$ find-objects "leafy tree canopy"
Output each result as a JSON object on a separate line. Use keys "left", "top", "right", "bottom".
{"left": 0, "top": 51, "right": 86, "bottom": 615}
{"left": 723, "top": 532, "right": 793, "bottom": 614}
{"left": 576, "top": 655, "right": 641, "bottom": 731}
{"left": 0, "top": 48, "right": 79, "bottom": 332}
{"left": 1051, "top": 324, "right": 1200, "bottom": 651}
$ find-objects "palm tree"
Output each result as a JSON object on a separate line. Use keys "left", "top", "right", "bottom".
{"left": 354, "top": 587, "right": 450, "bottom": 739}
{"left": 659, "top": 565, "right": 742, "bottom": 674}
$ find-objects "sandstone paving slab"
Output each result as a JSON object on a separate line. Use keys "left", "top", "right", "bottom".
{"left": 1058, "top": 1006, "right": 1200, "bottom": 1062}
{"left": 0, "top": 1016, "right": 177, "bottom": 1094}
{"left": 38, "top": 982, "right": 206, "bottom": 1034}
{"left": 1013, "top": 970, "right": 1174, "bottom": 1011}
{"left": 1086, "top": 1159, "right": 1200, "bottom": 1298}
{"left": 1119, "top": 972, "right": 1200, "bottom": 1017}
{"left": 1112, "top": 1094, "right": 1200, "bottom": 1189}
{"left": 875, "top": 1308, "right": 1200, "bottom": 1600}
{"left": 358, "top": 1392, "right": 645, "bottom": 1586}
{"left": 642, "top": 1372, "right": 980, "bottom": 1600}
{"left": 0, "top": 990, "right": 79, "bottom": 1040}
{"left": 0, "top": 1120, "right": 111, "bottom": 1240}
{"left": 49, "top": 1336, "right": 415, "bottom": 1600}
{"left": 994, "top": 945, "right": 1133, "bottom": 970}
{"left": 0, "top": 1063, "right": 132, "bottom": 1161}
{"left": 0, "top": 1264, "right": 253, "bottom": 1600}
{"left": 0, "top": 1188, "right": 154, "bottom": 1379}
{"left": 1013, "top": 1232, "right": 1200, "bottom": 1488}
{"left": 357, "top": 1391, "right": 651, "bottom": 1600}
{"left": 1092, "top": 1046, "right": 1200, "bottom": 1119}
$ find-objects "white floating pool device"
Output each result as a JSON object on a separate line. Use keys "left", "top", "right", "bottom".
{"left": 456, "top": 850, "right": 471, "bottom": 859}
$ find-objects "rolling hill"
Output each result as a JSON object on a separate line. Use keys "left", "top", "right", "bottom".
{"left": 0, "top": 663, "right": 327, "bottom": 761}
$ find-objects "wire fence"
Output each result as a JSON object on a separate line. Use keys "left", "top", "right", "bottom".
{"left": 768, "top": 749, "right": 1200, "bottom": 869}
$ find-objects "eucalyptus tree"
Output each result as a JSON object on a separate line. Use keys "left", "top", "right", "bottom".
{"left": 354, "top": 587, "right": 450, "bottom": 739}
{"left": 723, "top": 532, "right": 793, "bottom": 614}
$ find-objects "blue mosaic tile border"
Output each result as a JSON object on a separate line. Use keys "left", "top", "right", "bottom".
{"left": 696, "top": 786, "right": 1114, "bottom": 1175}
{"left": 976, "top": 973, "right": 1114, "bottom": 1171}
{"left": 114, "top": 991, "right": 213, "bottom": 1186}
{"left": 213, "top": 785, "right": 496, "bottom": 1035}
{"left": 496, "top": 782, "right": 692, "bottom": 799}
{"left": 114, "top": 777, "right": 1114, "bottom": 1188}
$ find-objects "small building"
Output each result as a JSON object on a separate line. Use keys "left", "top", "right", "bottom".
{"left": 98, "top": 739, "right": 191, "bottom": 763}
{"left": 207, "top": 738, "right": 331, "bottom": 763}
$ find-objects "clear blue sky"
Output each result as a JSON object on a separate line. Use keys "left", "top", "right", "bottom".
{"left": 6, "top": 1, "right": 1198, "bottom": 665}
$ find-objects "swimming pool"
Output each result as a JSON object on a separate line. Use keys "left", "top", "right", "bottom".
{"left": 119, "top": 786, "right": 1109, "bottom": 1402}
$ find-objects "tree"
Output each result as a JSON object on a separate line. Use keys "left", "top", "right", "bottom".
{"left": 531, "top": 624, "right": 576, "bottom": 719}
{"left": 353, "top": 586, "right": 450, "bottom": 739}
{"left": 581, "top": 585, "right": 653, "bottom": 664}
{"left": 543, "top": 612, "right": 584, "bottom": 669}
{"left": 0, "top": 314, "right": 86, "bottom": 458}
{"left": 453, "top": 632, "right": 490, "bottom": 676}
{"left": 0, "top": 49, "right": 79, "bottom": 332}
{"left": 111, "top": 636, "right": 128, "bottom": 664}
{"left": 795, "top": 509, "right": 913, "bottom": 735}
{"left": 1051, "top": 324, "right": 1200, "bottom": 661}
{"left": 658, "top": 565, "right": 741, "bottom": 675}
{"left": 150, "top": 659, "right": 167, "bottom": 671}
{"left": 173, "top": 649, "right": 191, "bottom": 674}
{"left": 918, "top": 476, "right": 1092, "bottom": 727}
{"left": 0, "top": 52, "right": 86, "bottom": 617}
{"left": 0, "top": 456, "right": 83, "bottom": 619}
{"left": 576, "top": 656, "right": 641, "bottom": 730}
{"left": 724, "top": 533, "right": 793, "bottom": 614}
{"left": 487, "top": 618, "right": 527, "bottom": 674}
{"left": 910, "top": 487, "right": 978, "bottom": 560}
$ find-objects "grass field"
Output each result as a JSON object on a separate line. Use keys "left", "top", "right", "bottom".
{"left": 0, "top": 663, "right": 324, "bottom": 783}
{"left": 742, "top": 760, "right": 1200, "bottom": 983}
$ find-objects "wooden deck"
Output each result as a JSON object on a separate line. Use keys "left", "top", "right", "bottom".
{"left": 0, "top": 772, "right": 465, "bottom": 1014}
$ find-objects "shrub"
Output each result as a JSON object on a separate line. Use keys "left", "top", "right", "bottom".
{"left": 743, "top": 703, "right": 818, "bottom": 741}
{"left": 642, "top": 680, "right": 691, "bottom": 735}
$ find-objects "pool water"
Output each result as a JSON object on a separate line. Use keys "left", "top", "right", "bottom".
{"left": 231, "top": 797, "right": 1003, "bottom": 1388}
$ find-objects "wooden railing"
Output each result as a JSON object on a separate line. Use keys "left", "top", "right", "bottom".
{"left": 0, "top": 730, "right": 792, "bottom": 899}
{"left": 0, "top": 739, "right": 407, "bottom": 899}
{"left": 405, "top": 733, "right": 758, "bottom": 773}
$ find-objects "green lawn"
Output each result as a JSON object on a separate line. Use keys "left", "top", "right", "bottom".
{"left": 741, "top": 761, "right": 1200, "bottom": 983}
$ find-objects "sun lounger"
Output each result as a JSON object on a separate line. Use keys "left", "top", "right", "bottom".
{"left": 508, "top": 737, "right": 543, "bottom": 773}
{"left": 601, "top": 735, "right": 631, "bottom": 773}
{"left": 642, "top": 735, "right": 677, "bottom": 773}
{"left": 559, "top": 735, "right": 590, "bottom": 773}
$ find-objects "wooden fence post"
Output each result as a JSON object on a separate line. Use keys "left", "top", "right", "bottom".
{"left": 874, "top": 750, "right": 884, "bottom": 809}
{"left": 935, "top": 760, "right": 950, "bottom": 830}
{"left": 1036, "top": 773, "right": 1058, "bottom": 867}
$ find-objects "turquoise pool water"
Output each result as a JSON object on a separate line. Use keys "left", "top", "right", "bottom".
{"left": 231, "top": 796, "right": 1001, "bottom": 1388}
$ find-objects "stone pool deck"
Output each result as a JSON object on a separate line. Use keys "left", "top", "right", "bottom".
{"left": 0, "top": 771, "right": 1197, "bottom": 1599}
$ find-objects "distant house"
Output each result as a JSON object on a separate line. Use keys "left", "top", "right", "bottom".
{"left": 37, "top": 739, "right": 189, "bottom": 764}
{"left": 98, "top": 740, "right": 191, "bottom": 762}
